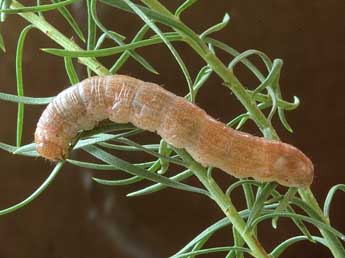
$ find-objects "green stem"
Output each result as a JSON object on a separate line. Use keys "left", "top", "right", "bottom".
{"left": 299, "top": 188, "right": 345, "bottom": 258}
{"left": 141, "top": 1, "right": 345, "bottom": 257}
{"left": 176, "top": 149, "right": 268, "bottom": 258}
{"left": 10, "top": 0, "right": 109, "bottom": 76}
{"left": 11, "top": 0, "right": 344, "bottom": 257}
{"left": 141, "top": 0, "right": 277, "bottom": 139}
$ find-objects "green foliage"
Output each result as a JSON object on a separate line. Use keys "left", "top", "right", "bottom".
{"left": 51, "top": 0, "right": 85, "bottom": 42}
{"left": 15, "top": 25, "right": 34, "bottom": 146}
{"left": 64, "top": 56, "right": 80, "bottom": 84}
{"left": 0, "top": 1, "right": 344, "bottom": 258}
{"left": 0, "top": 0, "right": 78, "bottom": 13}
{"left": 0, "top": 30, "right": 5, "bottom": 51}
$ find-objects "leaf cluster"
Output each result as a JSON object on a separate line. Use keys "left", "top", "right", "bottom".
{"left": 0, "top": 1, "right": 344, "bottom": 257}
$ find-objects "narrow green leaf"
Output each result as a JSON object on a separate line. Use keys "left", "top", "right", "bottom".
{"left": 122, "top": 0, "right": 194, "bottom": 102}
{"left": 0, "top": 91, "right": 53, "bottom": 104}
{"left": 13, "top": 142, "right": 36, "bottom": 154}
{"left": 88, "top": 156, "right": 163, "bottom": 187}
{"left": 0, "top": 161, "right": 64, "bottom": 216}
{"left": 90, "top": 0, "right": 126, "bottom": 42}
{"left": 0, "top": 30, "right": 5, "bottom": 52}
{"left": 157, "top": 140, "right": 170, "bottom": 174}
{"left": 36, "top": 0, "right": 43, "bottom": 17}
{"left": 51, "top": 0, "right": 85, "bottom": 42}
{"left": 0, "top": 0, "right": 12, "bottom": 21}
{"left": 171, "top": 246, "right": 252, "bottom": 258}
{"left": 15, "top": 25, "right": 34, "bottom": 147}
{"left": 200, "top": 13, "right": 230, "bottom": 39}
{"left": 86, "top": 0, "right": 96, "bottom": 77}
{"left": 227, "top": 102, "right": 269, "bottom": 129}
{"left": 227, "top": 179, "right": 260, "bottom": 238}
{"left": 8, "top": 143, "right": 38, "bottom": 157}
{"left": 63, "top": 56, "right": 79, "bottom": 84}
{"left": 270, "top": 236, "right": 327, "bottom": 258}
{"left": 225, "top": 250, "right": 235, "bottom": 258}
{"left": 185, "top": 65, "right": 212, "bottom": 100}
{"left": 241, "top": 179, "right": 255, "bottom": 209}
{"left": 229, "top": 49, "right": 272, "bottom": 72}
{"left": 94, "top": 32, "right": 107, "bottom": 49}
{"left": 42, "top": 33, "right": 182, "bottom": 57}
{"left": 278, "top": 106, "right": 293, "bottom": 132}
{"left": 127, "top": 169, "right": 193, "bottom": 197}
{"left": 324, "top": 184, "right": 345, "bottom": 219}
{"left": 231, "top": 226, "right": 244, "bottom": 258}
{"left": 11, "top": 125, "right": 137, "bottom": 157}
{"left": 276, "top": 86, "right": 294, "bottom": 132}
{"left": 188, "top": 233, "right": 213, "bottom": 258}
{"left": 98, "top": 142, "right": 159, "bottom": 151}
{"left": 112, "top": 137, "right": 187, "bottom": 167}
{"left": 197, "top": 39, "right": 298, "bottom": 112}
{"left": 257, "top": 92, "right": 299, "bottom": 111}
{"left": 235, "top": 116, "right": 249, "bottom": 130}
{"left": 175, "top": 0, "right": 197, "bottom": 17}
{"left": 67, "top": 158, "right": 155, "bottom": 170}
{"left": 95, "top": 31, "right": 127, "bottom": 50}
{"left": 272, "top": 187, "right": 298, "bottom": 228}
{"left": 75, "top": 130, "right": 141, "bottom": 149}
{"left": 268, "top": 190, "right": 314, "bottom": 241}
{"left": 252, "top": 59, "right": 282, "bottom": 96}
{"left": 226, "top": 179, "right": 261, "bottom": 198}
{"left": 226, "top": 113, "right": 248, "bottom": 128}
{"left": 68, "top": 159, "right": 116, "bottom": 170}
{"left": 101, "top": 0, "right": 188, "bottom": 34}
{"left": 12, "top": 131, "right": 139, "bottom": 158}
{"left": 79, "top": 123, "right": 137, "bottom": 138}
{"left": 252, "top": 212, "right": 345, "bottom": 240}
{"left": 175, "top": 217, "right": 229, "bottom": 256}
{"left": 110, "top": 24, "right": 157, "bottom": 74}
{"left": 267, "top": 86, "right": 278, "bottom": 121}
{"left": 0, "top": 141, "right": 18, "bottom": 153}
{"left": 246, "top": 182, "right": 278, "bottom": 231}
{"left": 205, "top": 38, "right": 265, "bottom": 81}
{"left": 174, "top": 205, "right": 277, "bottom": 256}
{"left": 93, "top": 176, "right": 142, "bottom": 186}
{"left": 83, "top": 145, "right": 210, "bottom": 197}
{"left": 194, "top": 65, "right": 212, "bottom": 88}
{"left": 285, "top": 204, "right": 314, "bottom": 241}
{"left": 0, "top": 0, "right": 79, "bottom": 13}
{"left": 90, "top": 0, "right": 158, "bottom": 74}
{"left": 266, "top": 64, "right": 282, "bottom": 122}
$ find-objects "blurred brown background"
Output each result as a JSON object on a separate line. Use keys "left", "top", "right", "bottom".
{"left": 0, "top": 0, "right": 344, "bottom": 257}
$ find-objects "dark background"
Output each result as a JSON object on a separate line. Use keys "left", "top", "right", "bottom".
{"left": 0, "top": 1, "right": 344, "bottom": 257}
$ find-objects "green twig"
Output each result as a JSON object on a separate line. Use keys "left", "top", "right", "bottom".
{"left": 10, "top": 0, "right": 109, "bottom": 76}
{"left": 176, "top": 148, "right": 270, "bottom": 258}
{"left": 6, "top": 1, "right": 345, "bottom": 257}
{"left": 138, "top": 1, "right": 345, "bottom": 257}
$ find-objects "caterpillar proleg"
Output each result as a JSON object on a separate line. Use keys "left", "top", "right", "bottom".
{"left": 35, "top": 75, "right": 314, "bottom": 187}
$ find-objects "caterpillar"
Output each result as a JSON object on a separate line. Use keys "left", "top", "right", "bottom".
{"left": 35, "top": 75, "right": 314, "bottom": 187}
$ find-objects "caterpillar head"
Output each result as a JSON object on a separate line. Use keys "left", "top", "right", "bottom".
{"left": 35, "top": 130, "right": 67, "bottom": 161}
{"left": 270, "top": 141, "right": 314, "bottom": 188}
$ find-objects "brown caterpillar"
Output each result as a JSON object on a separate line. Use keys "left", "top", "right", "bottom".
{"left": 35, "top": 75, "right": 314, "bottom": 187}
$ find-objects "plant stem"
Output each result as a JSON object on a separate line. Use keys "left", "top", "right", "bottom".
{"left": 141, "top": 0, "right": 278, "bottom": 140}
{"left": 11, "top": 0, "right": 344, "bottom": 257}
{"left": 10, "top": 1, "right": 270, "bottom": 256}
{"left": 10, "top": 0, "right": 109, "bottom": 76}
{"left": 299, "top": 188, "right": 345, "bottom": 258}
{"left": 141, "top": 1, "right": 345, "bottom": 257}
{"left": 176, "top": 149, "right": 268, "bottom": 258}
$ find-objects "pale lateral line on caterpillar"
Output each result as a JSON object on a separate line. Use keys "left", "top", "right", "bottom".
{"left": 34, "top": 75, "right": 314, "bottom": 187}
